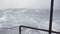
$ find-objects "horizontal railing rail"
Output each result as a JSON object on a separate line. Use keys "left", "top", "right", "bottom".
{"left": 19, "top": 25, "right": 60, "bottom": 34}
{"left": 0, "top": 25, "right": 60, "bottom": 34}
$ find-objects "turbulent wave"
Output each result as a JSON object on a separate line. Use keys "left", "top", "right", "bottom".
{"left": 0, "top": 9, "right": 60, "bottom": 34}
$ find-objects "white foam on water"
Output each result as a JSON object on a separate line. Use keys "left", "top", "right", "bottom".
{"left": 0, "top": 9, "right": 60, "bottom": 34}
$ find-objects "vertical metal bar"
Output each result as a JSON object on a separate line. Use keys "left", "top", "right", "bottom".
{"left": 49, "top": 0, "right": 54, "bottom": 34}
{"left": 19, "top": 26, "right": 21, "bottom": 34}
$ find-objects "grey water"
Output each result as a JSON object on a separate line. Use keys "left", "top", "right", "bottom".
{"left": 0, "top": 9, "right": 60, "bottom": 34}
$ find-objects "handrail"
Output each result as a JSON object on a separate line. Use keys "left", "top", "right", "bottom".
{"left": 19, "top": 25, "right": 60, "bottom": 34}
{"left": 0, "top": 25, "right": 60, "bottom": 34}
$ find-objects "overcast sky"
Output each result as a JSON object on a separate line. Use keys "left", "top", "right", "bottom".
{"left": 54, "top": 0, "right": 60, "bottom": 9}
{"left": 0, "top": 0, "right": 60, "bottom": 9}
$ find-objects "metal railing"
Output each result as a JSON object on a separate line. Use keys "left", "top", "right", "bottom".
{"left": 19, "top": 25, "right": 60, "bottom": 34}
{"left": 0, "top": 25, "right": 60, "bottom": 34}
{"left": 49, "top": 0, "right": 54, "bottom": 34}
{"left": 0, "top": 0, "right": 60, "bottom": 34}
{"left": 19, "top": 0, "right": 60, "bottom": 34}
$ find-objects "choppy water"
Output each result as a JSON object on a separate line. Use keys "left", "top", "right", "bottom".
{"left": 0, "top": 9, "right": 60, "bottom": 34}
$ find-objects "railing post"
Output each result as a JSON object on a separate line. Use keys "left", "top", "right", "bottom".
{"left": 49, "top": 0, "right": 54, "bottom": 34}
{"left": 19, "top": 26, "right": 21, "bottom": 34}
